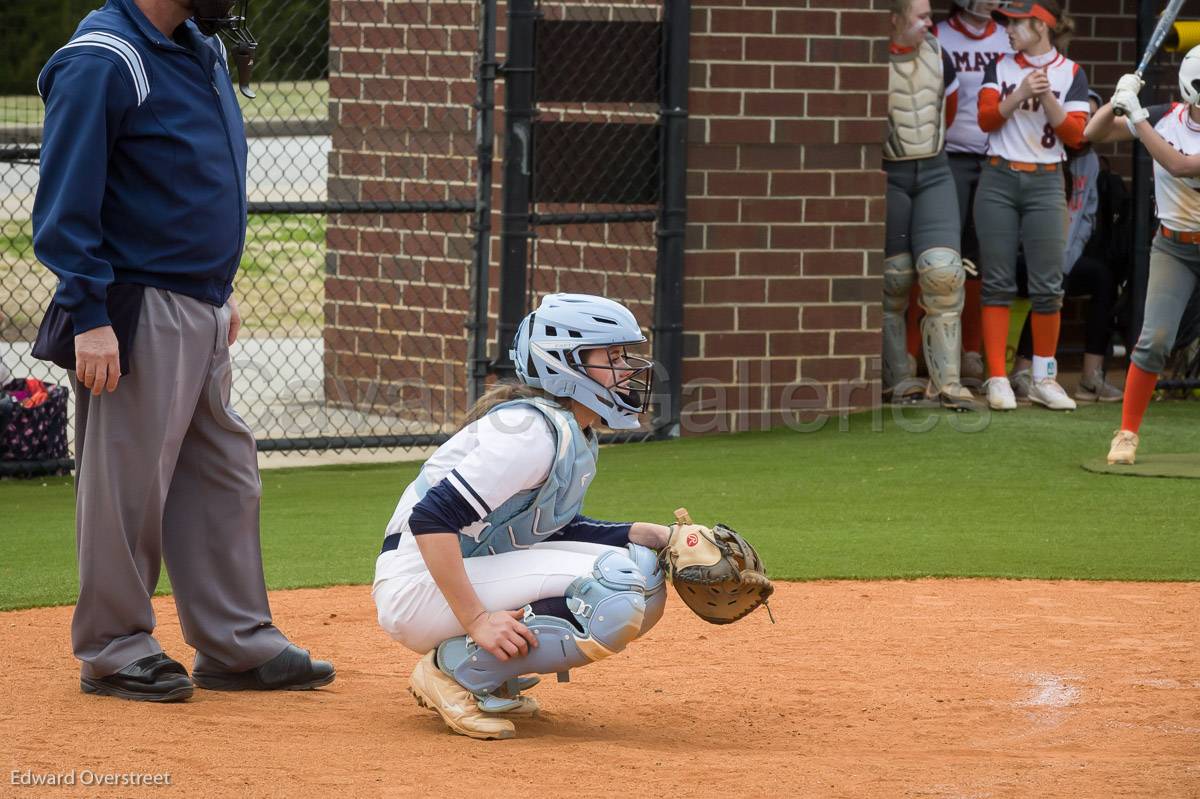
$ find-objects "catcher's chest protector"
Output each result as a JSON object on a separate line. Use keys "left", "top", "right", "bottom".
{"left": 885, "top": 34, "right": 947, "bottom": 161}
{"left": 459, "top": 397, "right": 599, "bottom": 558}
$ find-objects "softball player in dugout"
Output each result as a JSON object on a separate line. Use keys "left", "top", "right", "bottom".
{"left": 883, "top": 0, "right": 976, "bottom": 410}
{"left": 934, "top": 0, "right": 1014, "bottom": 382}
{"left": 974, "top": 0, "right": 1089, "bottom": 411}
{"left": 372, "top": 293, "right": 672, "bottom": 740}
{"left": 1086, "top": 48, "right": 1200, "bottom": 465}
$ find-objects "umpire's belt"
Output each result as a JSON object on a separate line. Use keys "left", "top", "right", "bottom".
{"left": 987, "top": 156, "right": 1059, "bottom": 173}
{"left": 1160, "top": 224, "right": 1200, "bottom": 244}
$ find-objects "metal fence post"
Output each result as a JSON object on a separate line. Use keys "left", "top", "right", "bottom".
{"left": 492, "top": 0, "right": 539, "bottom": 379}
{"left": 653, "top": 0, "right": 689, "bottom": 439}
{"left": 468, "top": 0, "right": 499, "bottom": 404}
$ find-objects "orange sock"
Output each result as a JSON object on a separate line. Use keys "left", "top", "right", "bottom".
{"left": 1030, "top": 311, "right": 1061, "bottom": 358}
{"left": 981, "top": 305, "right": 1011, "bottom": 378}
{"left": 962, "top": 280, "right": 982, "bottom": 353}
{"left": 906, "top": 284, "right": 923, "bottom": 358}
{"left": 1121, "top": 363, "right": 1158, "bottom": 434}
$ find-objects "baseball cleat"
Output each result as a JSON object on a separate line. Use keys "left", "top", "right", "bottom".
{"left": 408, "top": 652, "right": 516, "bottom": 740}
{"left": 936, "top": 382, "right": 980, "bottom": 412}
{"left": 1029, "top": 377, "right": 1077, "bottom": 411}
{"left": 983, "top": 376, "right": 1017, "bottom": 410}
{"left": 1107, "top": 429, "right": 1139, "bottom": 465}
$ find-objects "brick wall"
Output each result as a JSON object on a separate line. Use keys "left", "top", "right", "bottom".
{"left": 679, "top": 1, "right": 891, "bottom": 434}
{"left": 324, "top": 0, "right": 478, "bottom": 428}
{"left": 323, "top": 0, "right": 1153, "bottom": 436}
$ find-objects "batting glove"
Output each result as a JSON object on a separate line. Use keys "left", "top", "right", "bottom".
{"left": 1114, "top": 73, "right": 1145, "bottom": 97}
{"left": 1112, "top": 89, "right": 1149, "bottom": 127}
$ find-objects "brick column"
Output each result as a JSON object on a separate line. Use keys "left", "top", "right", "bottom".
{"left": 324, "top": 0, "right": 477, "bottom": 427}
{"left": 681, "top": 2, "right": 891, "bottom": 433}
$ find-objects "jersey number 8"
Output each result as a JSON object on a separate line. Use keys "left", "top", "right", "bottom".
{"left": 1041, "top": 123, "right": 1057, "bottom": 149}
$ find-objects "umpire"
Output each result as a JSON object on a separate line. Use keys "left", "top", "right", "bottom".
{"left": 32, "top": 0, "right": 333, "bottom": 702}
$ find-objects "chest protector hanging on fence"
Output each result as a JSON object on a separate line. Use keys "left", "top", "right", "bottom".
{"left": 885, "top": 34, "right": 947, "bottom": 161}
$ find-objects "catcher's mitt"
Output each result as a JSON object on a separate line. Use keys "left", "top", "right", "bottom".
{"left": 659, "top": 508, "right": 774, "bottom": 625}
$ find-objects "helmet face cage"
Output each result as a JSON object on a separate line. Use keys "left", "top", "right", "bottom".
{"left": 565, "top": 345, "right": 654, "bottom": 417}
{"left": 192, "top": 1, "right": 258, "bottom": 98}
{"left": 510, "top": 294, "right": 655, "bottom": 430}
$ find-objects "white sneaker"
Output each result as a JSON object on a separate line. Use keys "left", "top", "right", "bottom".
{"left": 984, "top": 377, "right": 1016, "bottom": 410}
{"left": 1029, "top": 377, "right": 1077, "bottom": 410}
{"left": 408, "top": 652, "right": 516, "bottom": 740}
{"left": 1107, "top": 429, "right": 1139, "bottom": 465}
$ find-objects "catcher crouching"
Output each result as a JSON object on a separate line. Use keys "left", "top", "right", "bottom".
{"left": 371, "top": 294, "right": 773, "bottom": 741}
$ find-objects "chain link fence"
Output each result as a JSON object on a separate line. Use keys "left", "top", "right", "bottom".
{"left": 1, "top": 0, "right": 684, "bottom": 471}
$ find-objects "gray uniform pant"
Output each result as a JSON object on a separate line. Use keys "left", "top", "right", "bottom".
{"left": 884, "top": 152, "right": 961, "bottom": 257}
{"left": 72, "top": 288, "right": 289, "bottom": 679}
{"left": 1132, "top": 234, "right": 1200, "bottom": 374}
{"left": 947, "top": 153, "right": 983, "bottom": 267}
{"left": 974, "top": 161, "right": 1067, "bottom": 313}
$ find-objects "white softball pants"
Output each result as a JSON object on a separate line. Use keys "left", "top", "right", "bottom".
{"left": 373, "top": 540, "right": 628, "bottom": 654}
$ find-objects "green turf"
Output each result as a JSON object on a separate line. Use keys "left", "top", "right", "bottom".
{"left": 2, "top": 401, "right": 1198, "bottom": 610}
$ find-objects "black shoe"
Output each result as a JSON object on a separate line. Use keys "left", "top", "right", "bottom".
{"left": 81, "top": 653, "right": 194, "bottom": 703}
{"left": 192, "top": 644, "right": 335, "bottom": 691}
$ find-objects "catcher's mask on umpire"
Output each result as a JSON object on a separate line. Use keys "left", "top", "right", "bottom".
{"left": 511, "top": 294, "right": 655, "bottom": 431}
{"left": 192, "top": 0, "right": 259, "bottom": 98}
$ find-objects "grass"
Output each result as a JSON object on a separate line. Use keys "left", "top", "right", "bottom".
{"left": 2, "top": 401, "right": 1198, "bottom": 611}
{"left": 0, "top": 214, "right": 325, "bottom": 340}
{"left": 0, "top": 80, "right": 328, "bottom": 127}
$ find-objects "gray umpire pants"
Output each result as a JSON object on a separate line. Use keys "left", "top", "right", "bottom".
{"left": 72, "top": 287, "right": 289, "bottom": 679}
{"left": 974, "top": 161, "right": 1067, "bottom": 312}
{"left": 1132, "top": 233, "right": 1200, "bottom": 373}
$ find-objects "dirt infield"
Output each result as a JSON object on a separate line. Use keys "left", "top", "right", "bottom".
{"left": 2, "top": 581, "right": 1197, "bottom": 798}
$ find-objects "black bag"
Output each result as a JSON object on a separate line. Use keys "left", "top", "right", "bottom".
{"left": 31, "top": 283, "right": 145, "bottom": 375}
{"left": 0, "top": 379, "right": 69, "bottom": 464}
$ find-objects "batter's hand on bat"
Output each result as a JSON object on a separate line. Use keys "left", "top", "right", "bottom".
{"left": 1112, "top": 90, "right": 1148, "bottom": 124}
{"left": 467, "top": 609, "right": 538, "bottom": 661}
{"left": 1115, "top": 73, "right": 1144, "bottom": 97}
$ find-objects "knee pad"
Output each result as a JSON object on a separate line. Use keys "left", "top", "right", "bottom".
{"left": 626, "top": 543, "right": 666, "bottom": 638}
{"left": 883, "top": 254, "right": 916, "bottom": 312}
{"left": 916, "top": 248, "right": 965, "bottom": 316}
{"left": 437, "top": 550, "right": 647, "bottom": 697}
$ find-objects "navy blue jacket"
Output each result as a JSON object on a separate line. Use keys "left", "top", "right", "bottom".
{"left": 33, "top": 0, "right": 248, "bottom": 334}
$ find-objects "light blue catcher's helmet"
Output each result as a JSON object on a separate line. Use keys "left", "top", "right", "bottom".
{"left": 510, "top": 294, "right": 654, "bottom": 430}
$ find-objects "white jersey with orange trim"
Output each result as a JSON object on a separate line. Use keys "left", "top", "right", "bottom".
{"left": 980, "top": 49, "right": 1090, "bottom": 163}
{"left": 934, "top": 14, "right": 1012, "bottom": 154}
{"left": 1140, "top": 103, "right": 1200, "bottom": 233}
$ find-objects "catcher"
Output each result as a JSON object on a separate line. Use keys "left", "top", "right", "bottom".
{"left": 371, "top": 293, "right": 772, "bottom": 740}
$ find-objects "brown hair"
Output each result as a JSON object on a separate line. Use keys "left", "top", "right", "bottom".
{"left": 1037, "top": 0, "right": 1075, "bottom": 50}
{"left": 463, "top": 381, "right": 562, "bottom": 426}
{"left": 890, "top": 0, "right": 914, "bottom": 15}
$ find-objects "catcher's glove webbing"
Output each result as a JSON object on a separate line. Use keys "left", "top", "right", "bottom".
{"left": 659, "top": 508, "right": 775, "bottom": 625}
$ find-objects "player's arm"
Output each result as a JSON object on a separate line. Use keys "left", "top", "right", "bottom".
{"left": 630, "top": 523, "right": 671, "bottom": 548}
{"left": 1084, "top": 102, "right": 1137, "bottom": 143}
{"left": 1111, "top": 96, "right": 1200, "bottom": 178}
